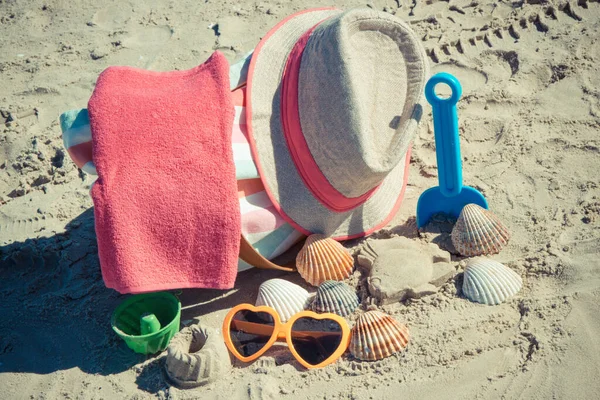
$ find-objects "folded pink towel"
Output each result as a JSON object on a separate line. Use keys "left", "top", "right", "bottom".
{"left": 88, "top": 51, "right": 240, "bottom": 294}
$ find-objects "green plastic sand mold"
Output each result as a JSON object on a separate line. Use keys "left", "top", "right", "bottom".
{"left": 111, "top": 292, "right": 181, "bottom": 354}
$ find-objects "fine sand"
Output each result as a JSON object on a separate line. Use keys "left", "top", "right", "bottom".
{"left": 1, "top": 0, "right": 600, "bottom": 399}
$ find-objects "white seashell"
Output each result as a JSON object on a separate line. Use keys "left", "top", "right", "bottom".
{"left": 350, "top": 310, "right": 409, "bottom": 361}
{"left": 296, "top": 234, "right": 354, "bottom": 286}
{"left": 255, "top": 279, "right": 310, "bottom": 322}
{"left": 462, "top": 257, "right": 522, "bottom": 305}
{"left": 451, "top": 204, "right": 510, "bottom": 256}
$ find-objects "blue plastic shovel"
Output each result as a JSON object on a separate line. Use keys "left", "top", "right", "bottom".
{"left": 416, "top": 72, "right": 488, "bottom": 228}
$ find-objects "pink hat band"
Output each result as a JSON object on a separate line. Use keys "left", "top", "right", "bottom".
{"left": 280, "top": 18, "right": 381, "bottom": 212}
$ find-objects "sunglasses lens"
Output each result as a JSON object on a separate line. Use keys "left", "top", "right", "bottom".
{"left": 291, "top": 317, "right": 343, "bottom": 366}
{"left": 229, "top": 310, "right": 275, "bottom": 358}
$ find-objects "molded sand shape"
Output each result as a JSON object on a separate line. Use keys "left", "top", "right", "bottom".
{"left": 165, "top": 323, "right": 231, "bottom": 389}
{"left": 357, "top": 236, "right": 456, "bottom": 304}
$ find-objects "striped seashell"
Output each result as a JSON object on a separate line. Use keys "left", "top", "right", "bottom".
{"left": 451, "top": 204, "right": 511, "bottom": 256}
{"left": 350, "top": 311, "right": 410, "bottom": 361}
{"left": 255, "top": 279, "right": 310, "bottom": 322}
{"left": 296, "top": 234, "right": 354, "bottom": 286}
{"left": 462, "top": 257, "right": 522, "bottom": 305}
{"left": 312, "top": 280, "right": 360, "bottom": 317}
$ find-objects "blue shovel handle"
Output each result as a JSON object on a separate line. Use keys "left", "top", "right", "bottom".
{"left": 424, "top": 73, "right": 463, "bottom": 198}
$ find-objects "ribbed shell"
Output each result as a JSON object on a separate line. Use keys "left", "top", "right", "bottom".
{"left": 255, "top": 279, "right": 310, "bottom": 322}
{"left": 296, "top": 234, "right": 354, "bottom": 286}
{"left": 165, "top": 324, "right": 229, "bottom": 388}
{"left": 462, "top": 257, "right": 522, "bottom": 305}
{"left": 312, "top": 280, "right": 360, "bottom": 317}
{"left": 350, "top": 311, "right": 410, "bottom": 361}
{"left": 451, "top": 204, "right": 511, "bottom": 256}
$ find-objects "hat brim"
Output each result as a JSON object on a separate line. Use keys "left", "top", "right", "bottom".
{"left": 246, "top": 8, "right": 412, "bottom": 240}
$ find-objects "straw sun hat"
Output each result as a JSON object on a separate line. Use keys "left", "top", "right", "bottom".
{"left": 246, "top": 7, "right": 429, "bottom": 239}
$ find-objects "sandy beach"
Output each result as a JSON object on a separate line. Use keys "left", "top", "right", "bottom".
{"left": 1, "top": 0, "right": 600, "bottom": 398}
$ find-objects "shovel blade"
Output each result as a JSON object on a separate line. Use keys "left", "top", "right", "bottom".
{"left": 416, "top": 186, "right": 488, "bottom": 228}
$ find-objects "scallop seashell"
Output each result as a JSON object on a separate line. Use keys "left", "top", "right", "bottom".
{"left": 165, "top": 324, "right": 230, "bottom": 388}
{"left": 350, "top": 311, "right": 410, "bottom": 361}
{"left": 451, "top": 204, "right": 511, "bottom": 256}
{"left": 296, "top": 234, "right": 354, "bottom": 286}
{"left": 312, "top": 280, "right": 360, "bottom": 317}
{"left": 462, "top": 257, "right": 522, "bottom": 305}
{"left": 255, "top": 278, "right": 310, "bottom": 322}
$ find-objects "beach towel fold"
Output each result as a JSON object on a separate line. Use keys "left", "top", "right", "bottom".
{"left": 88, "top": 51, "right": 240, "bottom": 293}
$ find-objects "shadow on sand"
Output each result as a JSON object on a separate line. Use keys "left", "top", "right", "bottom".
{"left": 0, "top": 207, "right": 304, "bottom": 378}
{"left": 0, "top": 205, "right": 421, "bottom": 394}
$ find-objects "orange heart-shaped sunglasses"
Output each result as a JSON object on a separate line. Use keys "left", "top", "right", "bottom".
{"left": 222, "top": 304, "right": 351, "bottom": 369}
